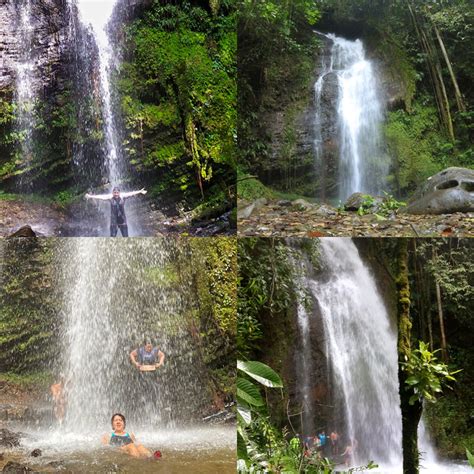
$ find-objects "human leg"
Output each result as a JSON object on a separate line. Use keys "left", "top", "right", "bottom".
{"left": 135, "top": 443, "right": 152, "bottom": 458}
{"left": 110, "top": 224, "right": 118, "bottom": 237}
{"left": 119, "top": 224, "right": 129, "bottom": 237}
{"left": 121, "top": 443, "right": 141, "bottom": 458}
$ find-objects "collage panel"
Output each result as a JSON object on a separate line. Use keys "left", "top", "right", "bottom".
{"left": 0, "top": 237, "right": 236, "bottom": 472}
{"left": 237, "top": 237, "right": 473, "bottom": 473}
{"left": 237, "top": 1, "right": 473, "bottom": 237}
{"left": 0, "top": 1, "right": 236, "bottom": 237}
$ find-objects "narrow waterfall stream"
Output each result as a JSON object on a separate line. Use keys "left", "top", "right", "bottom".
{"left": 14, "top": 0, "right": 37, "bottom": 190}
{"left": 72, "top": 0, "right": 143, "bottom": 236}
{"left": 294, "top": 238, "right": 470, "bottom": 473}
{"left": 314, "top": 33, "right": 388, "bottom": 200}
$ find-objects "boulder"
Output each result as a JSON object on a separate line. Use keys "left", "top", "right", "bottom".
{"left": 292, "top": 199, "right": 315, "bottom": 211}
{"left": 29, "top": 449, "right": 41, "bottom": 457}
{"left": 344, "top": 193, "right": 384, "bottom": 212}
{"left": 8, "top": 225, "right": 36, "bottom": 238}
{"left": 2, "top": 462, "right": 35, "bottom": 473}
{"left": 237, "top": 198, "right": 267, "bottom": 220}
{"left": 0, "top": 429, "right": 20, "bottom": 448}
{"left": 403, "top": 167, "right": 474, "bottom": 215}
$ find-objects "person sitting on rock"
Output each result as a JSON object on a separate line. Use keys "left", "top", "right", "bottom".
{"left": 130, "top": 339, "right": 165, "bottom": 370}
{"left": 101, "top": 413, "right": 153, "bottom": 458}
{"left": 85, "top": 187, "right": 147, "bottom": 237}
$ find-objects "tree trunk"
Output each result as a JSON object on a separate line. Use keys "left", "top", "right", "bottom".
{"left": 433, "top": 24, "right": 466, "bottom": 113}
{"left": 432, "top": 248, "right": 448, "bottom": 361}
{"left": 397, "top": 238, "right": 422, "bottom": 474}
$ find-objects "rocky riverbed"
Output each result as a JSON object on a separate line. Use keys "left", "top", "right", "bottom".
{"left": 238, "top": 199, "right": 474, "bottom": 237}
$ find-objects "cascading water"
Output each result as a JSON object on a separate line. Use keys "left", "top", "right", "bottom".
{"left": 312, "top": 238, "right": 402, "bottom": 466}
{"left": 74, "top": 0, "right": 122, "bottom": 185}
{"left": 295, "top": 270, "right": 317, "bottom": 436}
{"left": 314, "top": 33, "right": 388, "bottom": 200}
{"left": 14, "top": 0, "right": 38, "bottom": 189}
{"left": 71, "top": 0, "right": 142, "bottom": 235}
{"left": 57, "top": 238, "right": 208, "bottom": 431}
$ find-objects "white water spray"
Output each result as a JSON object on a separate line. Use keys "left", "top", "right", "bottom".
{"left": 57, "top": 239, "right": 208, "bottom": 433}
{"left": 313, "top": 238, "right": 401, "bottom": 466}
{"left": 314, "top": 34, "right": 388, "bottom": 200}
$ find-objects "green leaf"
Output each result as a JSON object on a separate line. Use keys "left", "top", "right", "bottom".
{"left": 237, "top": 404, "right": 252, "bottom": 425}
{"left": 237, "top": 377, "right": 264, "bottom": 407}
{"left": 237, "top": 360, "right": 283, "bottom": 388}
{"left": 466, "top": 448, "right": 474, "bottom": 468}
{"left": 237, "top": 430, "right": 248, "bottom": 462}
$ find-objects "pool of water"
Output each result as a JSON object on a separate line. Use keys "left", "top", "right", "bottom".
{"left": 4, "top": 426, "right": 236, "bottom": 473}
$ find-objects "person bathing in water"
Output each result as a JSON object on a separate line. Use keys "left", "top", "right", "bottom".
{"left": 102, "top": 413, "right": 152, "bottom": 458}
{"left": 130, "top": 340, "right": 165, "bottom": 370}
{"left": 50, "top": 376, "right": 67, "bottom": 425}
{"left": 85, "top": 187, "right": 147, "bottom": 237}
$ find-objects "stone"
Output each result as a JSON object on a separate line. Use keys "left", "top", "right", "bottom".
{"left": 2, "top": 461, "right": 34, "bottom": 473}
{"left": 277, "top": 200, "right": 292, "bottom": 207}
{"left": 0, "top": 429, "right": 20, "bottom": 448}
{"left": 8, "top": 225, "right": 36, "bottom": 238}
{"left": 344, "top": 193, "right": 383, "bottom": 212}
{"left": 237, "top": 198, "right": 267, "bottom": 220}
{"left": 30, "top": 449, "right": 41, "bottom": 457}
{"left": 292, "top": 199, "right": 315, "bottom": 211}
{"left": 403, "top": 167, "right": 474, "bottom": 215}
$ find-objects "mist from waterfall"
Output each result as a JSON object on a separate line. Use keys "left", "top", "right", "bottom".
{"left": 314, "top": 33, "right": 389, "bottom": 200}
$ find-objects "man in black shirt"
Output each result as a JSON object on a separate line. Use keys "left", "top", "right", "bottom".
{"left": 85, "top": 187, "right": 147, "bottom": 237}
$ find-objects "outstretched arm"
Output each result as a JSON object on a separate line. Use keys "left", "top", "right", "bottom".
{"left": 85, "top": 193, "right": 112, "bottom": 201}
{"left": 121, "top": 188, "right": 147, "bottom": 199}
{"left": 155, "top": 350, "right": 165, "bottom": 368}
{"left": 130, "top": 349, "right": 140, "bottom": 369}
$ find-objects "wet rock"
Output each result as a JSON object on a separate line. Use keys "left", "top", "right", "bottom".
{"left": 315, "top": 204, "right": 337, "bottom": 217}
{"left": 7, "top": 225, "right": 36, "bottom": 238}
{"left": 0, "top": 453, "right": 4, "bottom": 461}
{"left": 2, "top": 461, "right": 35, "bottom": 473}
{"left": 292, "top": 199, "right": 315, "bottom": 211}
{"left": 404, "top": 167, "right": 474, "bottom": 215}
{"left": 0, "top": 429, "right": 21, "bottom": 448}
{"left": 0, "top": 1, "right": 71, "bottom": 92}
{"left": 277, "top": 200, "right": 292, "bottom": 207}
{"left": 29, "top": 449, "right": 41, "bottom": 457}
{"left": 237, "top": 198, "right": 267, "bottom": 219}
{"left": 344, "top": 192, "right": 383, "bottom": 211}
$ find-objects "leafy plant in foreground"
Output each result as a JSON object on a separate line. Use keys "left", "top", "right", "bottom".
{"left": 402, "top": 341, "right": 460, "bottom": 405}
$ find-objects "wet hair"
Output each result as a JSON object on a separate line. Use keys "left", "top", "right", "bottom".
{"left": 111, "top": 413, "right": 126, "bottom": 428}
{"left": 144, "top": 338, "right": 153, "bottom": 346}
{"left": 112, "top": 187, "right": 120, "bottom": 193}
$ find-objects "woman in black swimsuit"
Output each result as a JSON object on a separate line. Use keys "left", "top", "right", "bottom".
{"left": 101, "top": 413, "right": 152, "bottom": 458}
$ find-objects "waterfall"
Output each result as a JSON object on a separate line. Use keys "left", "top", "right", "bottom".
{"left": 74, "top": 0, "right": 122, "bottom": 186}
{"left": 314, "top": 33, "right": 388, "bottom": 201}
{"left": 14, "top": 0, "right": 38, "bottom": 190}
{"left": 295, "top": 273, "right": 317, "bottom": 435}
{"left": 57, "top": 239, "right": 209, "bottom": 432}
{"left": 312, "top": 238, "right": 401, "bottom": 466}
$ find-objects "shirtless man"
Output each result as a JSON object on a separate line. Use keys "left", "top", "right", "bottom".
{"left": 50, "top": 377, "right": 67, "bottom": 424}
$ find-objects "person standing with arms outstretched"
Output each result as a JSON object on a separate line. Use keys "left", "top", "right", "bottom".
{"left": 85, "top": 187, "right": 147, "bottom": 237}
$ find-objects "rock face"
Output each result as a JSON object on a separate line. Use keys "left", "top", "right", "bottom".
{"left": 403, "top": 167, "right": 474, "bottom": 215}
{"left": 0, "top": 0, "right": 71, "bottom": 93}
